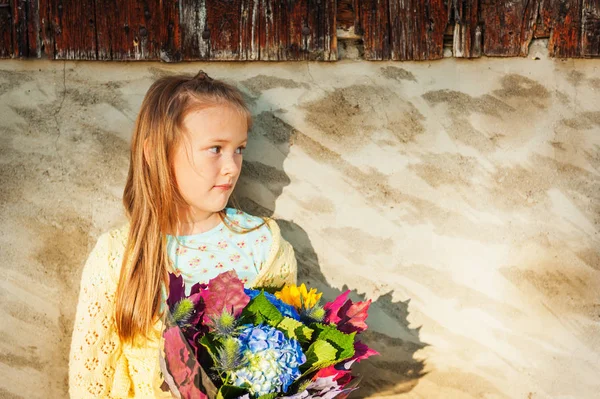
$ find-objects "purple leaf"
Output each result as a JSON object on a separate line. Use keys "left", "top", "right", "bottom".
{"left": 323, "top": 290, "right": 372, "bottom": 334}
{"left": 167, "top": 273, "right": 186, "bottom": 309}
{"left": 351, "top": 341, "right": 378, "bottom": 363}
{"left": 337, "top": 298, "right": 371, "bottom": 334}
{"left": 323, "top": 290, "right": 350, "bottom": 325}
{"left": 162, "top": 327, "right": 207, "bottom": 399}
{"left": 202, "top": 271, "right": 250, "bottom": 322}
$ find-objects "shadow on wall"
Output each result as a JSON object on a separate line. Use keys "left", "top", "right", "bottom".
{"left": 230, "top": 105, "right": 428, "bottom": 398}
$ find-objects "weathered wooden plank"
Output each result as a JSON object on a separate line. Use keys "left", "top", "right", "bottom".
{"left": 2, "top": 0, "right": 41, "bottom": 58}
{"left": 547, "top": 0, "right": 582, "bottom": 57}
{"left": 480, "top": 0, "right": 541, "bottom": 57}
{"left": 352, "top": 0, "right": 361, "bottom": 35}
{"left": 12, "top": 0, "right": 28, "bottom": 57}
{"left": 181, "top": 0, "right": 332, "bottom": 61}
{"left": 534, "top": 0, "right": 553, "bottom": 38}
{"left": 305, "top": 0, "right": 337, "bottom": 60}
{"left": 259, "top": 1, "right": 283, "bottom": 60}
{"left": 359, "top": 0, "right": 390, "bottom": 60}
{"left": 0, "top": 0, "right": 12, "bottom": 58}
{"left": 203, "top": 0, "right": 246, "bottom": 60}
{"left": 240, "top": 0, "right": 259, "bottom": 60}
{"left": 274, "top": 0, "right": 310, "bottom": 60}
{"left": 26, "top": 0, "right": 41, "bottom": 57}
{"left": 259, "top": 0, "right": 315, "bottom": 61}
{"left": 94, "top": 0, "right": 129, "bottom": 60}
{"left": 39, "top": 0, "right": 53, "bottom": 58}
{"left": 180, "top": 0, "right": 208, "bottom": 60}
{"left": 95, "top": 0, "right": 180, "bottom": 61}
{"left": 389, "top": 0, "right": 447, "bottom": 60}
{"left": 582, "top": 0, "right": 600, "bottom": 56}
{"left": 43, "top": 0, "right": 97, "bottom": 60}
{"left": 450, "top": 0, "right": 482, "bottom": 58}
{"left": 338, "top": 0, "right": 354, "bottom": 31}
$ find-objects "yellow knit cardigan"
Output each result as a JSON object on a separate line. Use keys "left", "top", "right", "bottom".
{"left": 68, "top": 218, "right": 297, "bottom": 398}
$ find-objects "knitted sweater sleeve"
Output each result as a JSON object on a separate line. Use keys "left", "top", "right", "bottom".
{"left": 68, "top": 232, "right": 127, "bottom": 398}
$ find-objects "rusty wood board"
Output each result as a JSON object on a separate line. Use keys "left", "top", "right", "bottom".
{"left": 203, "top": 0, "right": 256, "bottom": 60}
{"left": 42, "top": 0, "right": 97, "bottom": 60}
{"left": 546, "top": 0, "right": 583, "bottom": 57}
{"left": 451, "top": 0, "right": 482, "bottom": 58}
{"left": 180, "top": 0, "right": 208, "bottom": 60}
{"left": 582, "top": 0, "right": 600, "bottom": 56}
{"left": 261, "top": 1, "right": 298, "bottom": 60}
{"left": 480, "top": 0, "right": 540, "bottom": 56}
{"left": 12, "top": 0, "right": 28, "bottom": 57}
{"left": 27, "top": 0, "right": 41, "bottom": 57}
{"left": 179, "top": 0, "right": 336, "bottom": 61}
{"left": 3, "top": 0, "right": 598, "bottom": 61}
{"left": 352, "top": 0, "right": 361, "bottom": 35}
{"left": 259, "top": 0, "right": 336, "bottom": 61}
{"left": 181, "top": 0, "right": 267, "bottom": 61}
{"left": 359, "top": 0, "right": 447, "bottom": 61}
{"left": 95, "top": 0, "right": 180, "bottom": 61}
{"left": 305, "top": 0, "right": 336, "bottom": 60}
{"left": 359, "top": 0, "right": 391, "bottom": 60}
{"left": 260, "top": 1, "right": 291, "bottom": 60}
{"left": 389, "top": 0, "right": 447, "bottom": 60}
{"left": 262, "top": 0, "right": 307, "bottom": 60}
{"left": 0, "top": 0, "right": 40, "bottom": 59}
{"left": 338, "top": 0, "right": 355, "bottom": 31}
{"left": 534, "top": 0, "right": 553, "bottom": 38}
{"left": 39, "top": 0, "right": 52, "bottom": 58}
{"left": 0, "top": 0, "right": 11, "bottom": 58}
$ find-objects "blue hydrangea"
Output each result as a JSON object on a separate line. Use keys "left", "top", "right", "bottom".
{"left": 230, "top": 324, "right": 306, "bottom": 396}
{"left": 244, "top": 289, "right": 301, "bottom": 321}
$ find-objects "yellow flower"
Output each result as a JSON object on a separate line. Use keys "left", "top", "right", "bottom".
{"left": 275, "top": 284, "right": 322, "bottom": 310}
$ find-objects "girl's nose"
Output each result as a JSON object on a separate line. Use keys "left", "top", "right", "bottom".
{"left": 222, "top": 153, "right": 240, "bottom": 176}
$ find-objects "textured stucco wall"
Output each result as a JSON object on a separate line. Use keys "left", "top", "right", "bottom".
{"left": 1, "top": 47, "right": 599, "bottom": 398}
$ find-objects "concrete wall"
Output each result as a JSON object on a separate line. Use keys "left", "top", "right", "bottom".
{"left": 1, "top": 45, "right": 599, "bottom": 398}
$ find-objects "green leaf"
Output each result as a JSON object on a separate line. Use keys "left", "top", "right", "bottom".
{"left": 257, "top": 284, "right": 285, "bottom": 295}
{"left": 313, "top": 323, "right": 356, "bottom": 362}
{"left": 240, "top": 291, "right": 284, "bottom": 327}
{"left": 300, "top": 339, "right": 338, "bottom": 375}
{"left": 199, "top": 335, "right": 219, "bottom": 365}
{"left": 278, "top": 317, "right": 301, "bottom": 339}
{"left": 257, "top": 393, "right": 279, "bottom": 399}
{"left": 277, "top": 317, "right": 314, "bottom": 344}
{"left": 216, "top": 385, "right": 248, "bottom": 399}
{"left": 295, "top": 324, "right": 314, "bottom": 343}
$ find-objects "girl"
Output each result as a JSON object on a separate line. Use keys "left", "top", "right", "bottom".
{"left": 68, "top": 70, "right": 298, "bottom": 398}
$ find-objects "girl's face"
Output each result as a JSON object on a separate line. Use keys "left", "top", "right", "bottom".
{"left": 172, "top": 105, "right": 248, "bottom": 222}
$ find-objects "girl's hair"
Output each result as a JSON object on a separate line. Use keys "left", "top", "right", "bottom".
{"left": 116, "top": 70, "right": 268, "bottom": 345}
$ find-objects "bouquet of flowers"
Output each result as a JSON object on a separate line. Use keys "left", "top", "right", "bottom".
{"left": 158, "top": 270, "right": 378, "bottom": 399}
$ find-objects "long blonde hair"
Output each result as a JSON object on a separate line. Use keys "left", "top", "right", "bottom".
{"left": 116, "top": 70, "right": 267, "bottom": 344}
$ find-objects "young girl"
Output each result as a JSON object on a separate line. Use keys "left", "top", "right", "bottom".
{"left": 68, "top": 70, "right": 297, "bottom": 398}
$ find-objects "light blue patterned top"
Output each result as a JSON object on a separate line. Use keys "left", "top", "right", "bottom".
{"left": 165, "top": 207, "right": 273, "bottom": 297}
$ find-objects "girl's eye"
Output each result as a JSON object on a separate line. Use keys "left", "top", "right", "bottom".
{"left": 208, "top": 146, "right": 246, "bottom": 154}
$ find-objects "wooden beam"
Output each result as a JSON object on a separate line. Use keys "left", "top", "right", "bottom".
{"left": 582, "top": 0, "right": 600, "bottom": 56}
{"left": 359, "top": 0, "right": 390, "bottom": 60}
{"left": 547, "top": 0, "right": 583, "bottom": 58}
{"left": 94, "top": 0, "right": 181, "bottom": 61}
{"left": 451, "top": 0, "right": 482, "bottom": 58}
{"left": 389, "top": 0, "right": 447, "bottom": 60}
{"left": 480, "top": 0, "right": 540, "bottom": 57}
{"left": 42, "top": 0, "right": 97, "bottom": 60}
{"left": 0, "top": 0, "right": 12, "bottom": 58}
